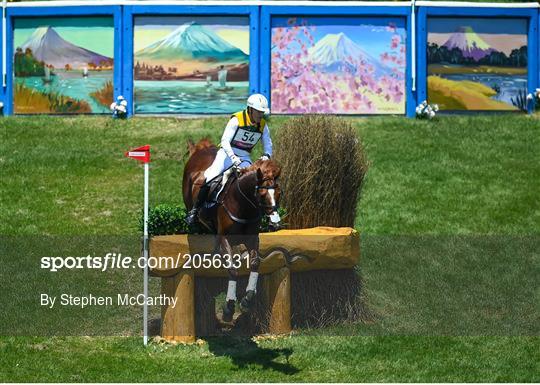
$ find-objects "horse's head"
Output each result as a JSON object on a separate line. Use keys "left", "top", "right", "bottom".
{"left": 255, "top": 160, "right": 282, "bottom": 229}
{"left": 242, "top": 159, "right": 282, "bottom": 229}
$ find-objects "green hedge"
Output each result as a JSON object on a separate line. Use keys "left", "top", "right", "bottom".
{"left": 139, "top": 203, "right": 287, "bottom": 236}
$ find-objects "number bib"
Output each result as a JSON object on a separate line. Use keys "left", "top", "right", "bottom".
{"left": 231, "top": 127, "right": 262, "bottom": 151}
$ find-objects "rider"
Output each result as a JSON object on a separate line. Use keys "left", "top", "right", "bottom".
{"left": 186, "top": 93, "right": 272, "bottom": 226}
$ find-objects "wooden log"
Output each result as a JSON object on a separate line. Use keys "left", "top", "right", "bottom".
{"left": 150, "top": 227, "right": 359, "bottom": 278}
{"left": 160, "top": 271, "right": 196, "bottom": 343}
{"left": 263, "top": 267, "right": 291, "bottom": 334}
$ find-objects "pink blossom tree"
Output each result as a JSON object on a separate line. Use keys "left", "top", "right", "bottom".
{"left": 271, "top": 18, "right": 406, "bottom": 114}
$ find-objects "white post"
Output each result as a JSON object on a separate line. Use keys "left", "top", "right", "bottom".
{"left": 2, "top": 0, "right": 6, "bottom": 88}
{"left": 143, "top": 162, "right": 149, "bottom": 346}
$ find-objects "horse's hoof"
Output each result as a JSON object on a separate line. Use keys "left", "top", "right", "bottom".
{"left": 222, "top": 299, "right": 235, "bottom": 322}
{"left": 240, "top": 290, "right": 256, "bottom": 313}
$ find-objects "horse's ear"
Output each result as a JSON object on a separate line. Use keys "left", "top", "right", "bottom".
{"left": 187, "top": 139, "right": 196, "bottom": 156}
{"left": 256, "top": 168, "right": 264, "bottom": 182}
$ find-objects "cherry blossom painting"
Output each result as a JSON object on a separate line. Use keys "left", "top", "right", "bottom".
{"left": 271, "top": 17, "right": 407, "bottom": 114}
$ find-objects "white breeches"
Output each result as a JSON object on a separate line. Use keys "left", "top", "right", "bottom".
{"left": 203, "top": 148, "right": 252, "bottom": 182}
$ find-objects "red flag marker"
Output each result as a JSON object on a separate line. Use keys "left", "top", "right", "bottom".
{"left": 125, "top": 144, "right": 150, "bottom": 164}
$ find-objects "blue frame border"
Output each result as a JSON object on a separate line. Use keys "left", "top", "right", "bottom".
{"left": 417, "top": 6, "right": 539, "bottom": 114}
{"left": 260, "top": 5, "right": 415, "bottom": 117}
{"left": 0, "top": 11, "right": 5, "bottom": 112}
{"left": 4, "top": 5, "right": 122, "bottom": 116}
{"left": 2, "top": 4, "right": 538, "bottom": 117}
{"left": 123, "top": 5, "right": 259, "bottom": 116}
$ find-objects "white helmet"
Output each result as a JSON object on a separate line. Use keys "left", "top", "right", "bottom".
{"left": 247, "top": 94, "right": 270, "bottom": 114}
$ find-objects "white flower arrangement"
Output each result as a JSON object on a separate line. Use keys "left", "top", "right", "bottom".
{"left": 415, "top": 100, "right": 439, "bottom": 120}
{"left": 110, "top": 95, "right": 128, "bottom": 118}
{"left": 526, "top": 88, "right": 540, "bottom": 110}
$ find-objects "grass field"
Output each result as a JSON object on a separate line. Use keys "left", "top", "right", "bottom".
{"left": 0, "top": 114, "right": 539, "bottom": 382}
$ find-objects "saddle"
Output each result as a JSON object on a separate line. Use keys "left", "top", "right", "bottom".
{"left": 202, "top": 167, "right": 236, "bottom": 209}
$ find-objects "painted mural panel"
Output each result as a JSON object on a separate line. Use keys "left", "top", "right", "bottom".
{"left": 14, "top": 17, "right": 114, "bottom": 114}
{"left": 271, "top": 17, "right": 406, "bottom": 114}
{"left": 134, "top": 16, "right": 250, "bottom": 114}
{"left": 428, "top": 18, "right": 528, "bottom": 111}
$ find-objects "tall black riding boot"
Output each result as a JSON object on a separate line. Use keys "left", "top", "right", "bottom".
{"left": 186, "top": 183, "right": 210, "bottom": 226}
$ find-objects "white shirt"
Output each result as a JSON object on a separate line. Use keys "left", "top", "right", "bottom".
{"left": 221, "top": 116, "right": 273, "bottom": 159}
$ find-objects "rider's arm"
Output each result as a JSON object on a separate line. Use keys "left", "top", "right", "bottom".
{"left": 221, "top": 116, "right": 239, "bottom": 159}
{"left": 261, "top": 123, "right": 273, "bottom": 157}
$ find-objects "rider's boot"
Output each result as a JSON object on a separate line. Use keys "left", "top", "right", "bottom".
{"left": 222, "top": 299, "right": 236, "bottom": 322}
{"left": 186, "top": 183, "right": 210, "bottom": 226}
{"left": 240, "top": 290, "right": 256, "bottom": 313}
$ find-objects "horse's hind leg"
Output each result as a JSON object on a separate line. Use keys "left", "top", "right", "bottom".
{"left": 240, "top": 235, "right": 260, "bottom": 313}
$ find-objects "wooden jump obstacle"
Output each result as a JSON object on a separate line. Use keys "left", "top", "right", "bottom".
{"left": 149, "top": 226, "right": 360, "bottom": 343}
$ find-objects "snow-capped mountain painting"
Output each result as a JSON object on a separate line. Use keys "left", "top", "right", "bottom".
{"left": 21, "top": 26, "right": 112, "bottom": 69}
{"left": 133, "top": 16, "right": 250, "bottom": 114}
{"left": 271, "top": 17, "right": 406, "bottom": 115}
{"left": 427, "top": 17, "right": 528, "bottom": 112}
{"left": 308, "top": 32, "right": 390, "bottom": 75}
{"left": 442, "top": 26, "right": 497, "bottom": 61}
{"left": 135, "top": 22, "right": 248, "bottom": 63}
{"left": 13, "top": 17, "right": 115, "bottom": 115}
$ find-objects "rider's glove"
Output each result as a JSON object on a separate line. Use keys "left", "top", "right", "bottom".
{"left": 230, "top": 155, "right": 242, "bottom": 169}
{"left": 259, "top": 153, "right": 271, "bottom": 161}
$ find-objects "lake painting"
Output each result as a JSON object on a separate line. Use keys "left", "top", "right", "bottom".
{"left": 13, "top": 17, "right": 114, "bottom": 114}
{"left": 427, "top": 18, "right": 528, "bottom": 111}
{"left": 134, "top": 16, "right": 250, "bottom": 114}
{"left": 271, "top": 17, "right": 407, "bottom": 114}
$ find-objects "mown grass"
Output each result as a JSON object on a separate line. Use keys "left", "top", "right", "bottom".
{"left": 1, "top": 336, "right": 538, "bottom": 382}
{"left": 0, "top": 113, "right": 539, "bottom": 382}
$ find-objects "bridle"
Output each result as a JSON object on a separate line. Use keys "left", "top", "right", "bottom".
{"left": 254, "top": 178, "right": 280, "bottom": 212}
{"left": 221, "top": 169, "right": 280, "bottom": 224}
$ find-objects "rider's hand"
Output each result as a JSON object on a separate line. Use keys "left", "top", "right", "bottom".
{"left": 259, "top": 153, "right": 270, "bottom": 161}
{"left": 230, "top": 155, "right": 242, "bottom": 169}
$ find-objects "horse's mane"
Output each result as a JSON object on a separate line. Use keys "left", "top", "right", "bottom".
{"left": 241, "top": 159, "right": 281, "bottom": 179}
{"left": 187, "top": 138, "right": 216, "bottom": 156}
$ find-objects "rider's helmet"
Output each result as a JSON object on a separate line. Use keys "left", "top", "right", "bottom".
{"left": 247, "top": 94, "right": 270, "bottom": 115}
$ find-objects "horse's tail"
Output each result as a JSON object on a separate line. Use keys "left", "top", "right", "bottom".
{"left": 187, "top": 138, "right": 214, "bottom": 156}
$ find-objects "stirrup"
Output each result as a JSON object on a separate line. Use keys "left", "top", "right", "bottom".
{"left": 186, "top": 208, "right": 199, "bottom": 226}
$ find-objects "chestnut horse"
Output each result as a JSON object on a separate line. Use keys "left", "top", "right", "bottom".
{"left": 182, "top": 139, "right": 282, "bottom": 321}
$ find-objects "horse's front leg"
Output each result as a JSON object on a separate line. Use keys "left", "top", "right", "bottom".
{"left": 219, "top": 235, "right": 237, "bottom": 323}
{"left": 240, "top": 235, "right": 260, "bottom": 313}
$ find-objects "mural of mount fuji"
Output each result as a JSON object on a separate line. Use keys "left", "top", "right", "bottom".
{"left": 20, "top": 26, "right": 112, "bottom": 69}
{"left": 271, "top": 17, "right": 406, "bottom": 114}
{"left": 13, "top": 17, "right": 114, "bottom": 114}
{"left": 307, "top": 32, "right": 392, "bottom": 76}
{"left": 427, "top": 17, "right": 528, "bottom": 111}
{"left": 441, "top": 26, "right": 497, "bottom": 61}
{"left": 134, "top": 16, "right": 250, "bottom": 114}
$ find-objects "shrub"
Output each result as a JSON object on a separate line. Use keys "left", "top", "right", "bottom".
{"left": 274, "top": 115, "right": 368, "bottom": 228}
{"left": 139, "top": 204, "right": 189, "bottom": 236}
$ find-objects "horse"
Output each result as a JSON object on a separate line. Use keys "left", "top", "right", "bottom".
{"left": 182, "top": 139, "right": 282, "bottom": 322}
